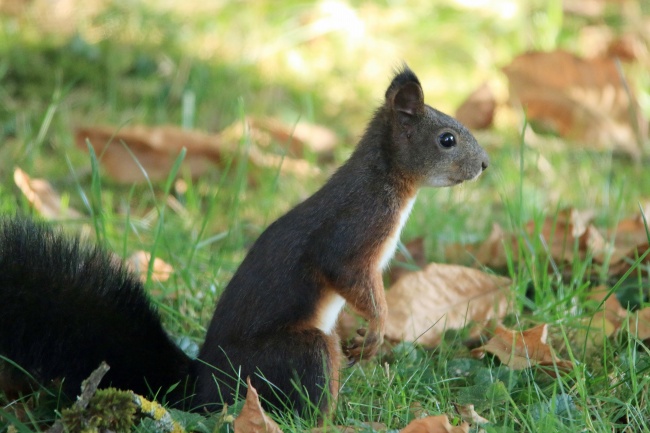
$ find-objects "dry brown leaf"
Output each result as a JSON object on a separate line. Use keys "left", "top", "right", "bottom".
{"left": 125, "top": 251, "right": 174, "bottom": 283}
{"left": 607, "top": 205, "right": 650, "bottom": 275}
{"left": 233, "top": 378, "right": 283, "bottom": 433}
{"left": 311, "top": 422, "right": 387, "bottom": 433}
{"left": 388, "top": 237, "right": 427, "bottom": 284}
{"left": 455, "top": 83, "right": 496, "bottom": 130}
{"left": 471, "top": 324, "right": 573, "bottom": 374}
{"left": 523, "top": 208, "right": 614, "bottom": 267}
{"left": 400, "top": 415, "right": 468, "bottom": 433}
{"left": 444, "top": 223, "right": 512, "bottom": 269}
{"left": 503, "top": 50, "right": 646, "bottom": 157}
{"left": 384, "top": 263, "right": 511, "bottom": 348}
{"left": 76, "top": 124, "right": 320, "bottom": 183}
{"left": 76, "top": 125, "right": 224, "bottom": 183}
{"left": 627, "top": 308, "right": 650, "bottom": 341}
{"left": 246, "top": 117, "right": 338, "bottom": 158}
{"left": 587, "top": 286, "right": 628, "bottom": 328}
{"left": 455, "top": 404, "right": 489, "bottom": 426}
{"left": 13, "top": 168, "right": 81, "bottom": 219}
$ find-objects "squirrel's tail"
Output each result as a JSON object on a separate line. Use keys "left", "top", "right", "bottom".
{"left": 0, "top": 217, "right": 191, "bottom": 401}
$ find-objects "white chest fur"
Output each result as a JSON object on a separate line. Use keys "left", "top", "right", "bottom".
{"left": 377, "top": 195, "right": 417, "bottom": 271}
{"left": 315, "top": 292, "right": 346, "bottom": 335}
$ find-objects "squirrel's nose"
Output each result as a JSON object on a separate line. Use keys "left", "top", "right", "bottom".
{"left": 481, "top": 160, "right": 489, "bottom": 171}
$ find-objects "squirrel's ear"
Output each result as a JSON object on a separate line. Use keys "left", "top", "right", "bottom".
{"left": 393, "top": 82, "right": 424, "bottom": 116}
{"left": 386, "top": 66, "right": 424, "bottom": 116}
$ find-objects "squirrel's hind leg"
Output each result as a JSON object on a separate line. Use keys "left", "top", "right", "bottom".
{"left": 194, "top": 329, "right": 340, "bottom": 421}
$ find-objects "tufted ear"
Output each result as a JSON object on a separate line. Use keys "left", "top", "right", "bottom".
{"left": 393, "top": 81, "right": 424, "bottom": 116}
{"left": 386, "top": 66, "right": 424, "bottom": 116}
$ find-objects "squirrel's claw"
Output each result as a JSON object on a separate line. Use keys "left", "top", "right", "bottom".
{"left": 343, "top": 327, "right": 382, "bottom": 366}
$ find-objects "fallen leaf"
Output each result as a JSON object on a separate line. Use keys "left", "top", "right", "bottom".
{"left": 627, "top": 307, "right": 650, "bottom": 342}
{"left": 455, "top": 83, "right": 496, "bottom": 130}
{"left": 606, "top": 205, "right": 650, "bottom": 275}
{"left": 76, "top": 125, "right": 225, "bottom": 183}
{"left": 76, "top": 124, "right": 321, "bottom": 183}
{"left": 572, "top": 287, "right": 624, "bottom": 355}
{"left": 471, "top": 324, "right": 573, "bottom": 374}
{"left": 13, "top": 167, "right": 81, "bottom": 219}
{"left": 606, "top": 34, "right": 644, "bottom": 62}
{"left": 400, "top": 415, "right": 468, "bottom": 433}
{"left": 388, "top": 237, "right": 427, "bottom": 284}
{"left": 503, "top": 50, "right": 646, "bottom": 157}
{"left": 233, "top": 378, "right": 283, "bottom": 433}
{"left": 246, "top": 117, "right": 338, "bottom": 158}
{"left": 125, "top": 251, "right": 174, "bottom": 283}
{"left": 455, "top": 404, "right": 489, "bottom": 426}
{"left": 444, "top": 223, "right": 511, "bottom": 269}
{"left": 384, "top": 263, "right": 511, "bottom": 348}
{"left": 587, "top": 285, "right": 628, "bottom": 329}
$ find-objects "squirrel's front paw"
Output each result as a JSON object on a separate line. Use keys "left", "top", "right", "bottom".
{"left": 343, "top": 328, "right": 383, "bottom": 366}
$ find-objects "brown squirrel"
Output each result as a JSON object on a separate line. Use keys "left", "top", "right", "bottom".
{"left": 0, "top": 66, "right": 488, "bottom": 420}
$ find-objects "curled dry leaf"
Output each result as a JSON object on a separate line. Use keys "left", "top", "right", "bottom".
{"left": 445, "top": 207, "right": 650, "bottom": 278}
{"left": 455, "top": 404, "right": 489, "bottom": 426}
{"left": 400, "top": 415, "right": 469, "bottom": 433}
{"left": 384, "top": 263, "right": 511, "bottom": 348}
{"left": 454, "top": 83, "right": 496, "bottom": 130}
{"left": 233, "top": 378, "right": 283, "bottom": 433}
{"left": 126, "top": 251, "right": 174, "bottom": 283}
{"left": 471, "top": 324, "right": 573, "bottom": 375}
{"left": 503, "top": 50, "right": 646, "bottom": 158}
{"left": 13, "top": 167, "right": 81, "bottom": 219}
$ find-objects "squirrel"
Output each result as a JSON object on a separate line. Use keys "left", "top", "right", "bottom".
{"left": 0, "top": 66, "right": 488, "bottom": 419}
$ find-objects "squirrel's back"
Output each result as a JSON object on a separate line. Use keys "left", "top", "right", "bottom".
{"left": 0, "top": 217, "right": 190, "bottom": 399}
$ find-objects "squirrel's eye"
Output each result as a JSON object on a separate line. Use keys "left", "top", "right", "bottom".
{"left": 438, "top": 132, "right": 456, "bottom": 148}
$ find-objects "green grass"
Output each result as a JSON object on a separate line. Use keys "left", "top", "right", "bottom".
{"left": 1, "top": 1, "right": 650, "bottom": 432}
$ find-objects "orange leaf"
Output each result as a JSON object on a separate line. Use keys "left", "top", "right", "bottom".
{"left": 607, "top": 204, "right": 650, "bottom": 276}
{"left": 76, "top": 125, "right": 224, "bottom": 183}
{"left": 503, "top": 50, "right": 646, "bottom": 157}
{"left": 76, "top": 123, "right": 321, "bottom": 183}
{"left": 13, "top": 167, "right": 81, "bottom": 219}
{"left": 455, "top": 83, "right": 496, "bottom": 130}
{"left": 233, "top": 378, "right": 283, "bottom": 433}
{"left": 471, "top": 324, "right": 573, "bottom": 374}
{"left": 384, "top": 263, "right": 511, "bottom": 347}
{"left": 246, "top": 116, "right": 338, "bottom": 158}
{"left": 400, "top": 415, "right": 468, "bottom": 433}
{"left": 125, "top": 251, "right": 174, "bottom": 283}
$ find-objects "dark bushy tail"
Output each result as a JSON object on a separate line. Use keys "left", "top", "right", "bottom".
{"left": 0, "top": 217, "right": 191, "bottom": 400}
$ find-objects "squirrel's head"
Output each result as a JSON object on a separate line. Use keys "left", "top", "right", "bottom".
{"left": 384, "top": 66, "right": 489, "bottom": 188}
